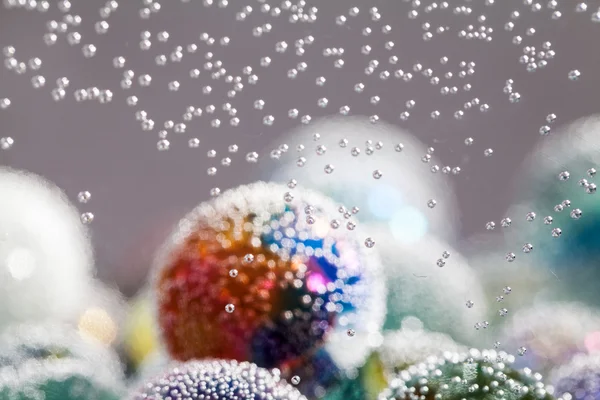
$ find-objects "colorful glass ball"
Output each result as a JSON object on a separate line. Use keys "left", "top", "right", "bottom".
{"left": 153, "top": 182, "right": 385, "bottom": 370}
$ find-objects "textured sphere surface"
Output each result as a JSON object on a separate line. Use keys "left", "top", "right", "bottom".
{"left": 379, "top": 349, "right": 554, "bottom": 400}
{"left": 129, "top": 359, "right": 307, "bottom": 400}
{"left": 153, "top": 182, "right": 385, "bottom": 370}
{"left": 379, "top": 325, "right": 467, "bottom": 375}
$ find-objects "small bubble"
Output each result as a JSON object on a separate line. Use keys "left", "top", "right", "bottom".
{"left": 330, "top": 219, "right": 340, "bottom": 229}
{"left": 484, "top": 148, "right": 494, "bottom": 157}
{"left": 372, "top": 170, "right": 383, "bottom": 179}
{"left": 498, "top": 308, "right": 508, "bottom": 316}
{"left": 494, "top": 341, "right": 501, "bottom": 348}
{"left": 526, "top": 212, "right": 536, "bottom": 221}
{"left": 464, "top": 137, "right": 474, "bottom": 146}
{"left": 442, "top": 251, "right": 451, "bottom": 259}
{"left": 583, "top": 168, "right": 596, "bottom": 179}
{"left": 427, "top": 199, "right": 437, "bottom": 209}
{"left": 485, "top": 221, "right": 496, "bottom": 230}
{"left": 347, "top": 329, "right": 356, "bottom": 337}
{"left": 80, "top": 212, "right": 94, "bottom": 224}
{"left": 505, "top": 252, "right": 516, "bottom": 262}
{"left": 496, "top": 296, "right": 504, "bottom": 302}
{"left": 436, "top": 259, "right": 446, "bottom": 267}
{"left": 466, "top": 300, "right": 474, "bottom": 308}
{"left": 568, "top": 70, "right": 581, "bottom": 81}
{"left": 287, "top": 179, "right": 297, "bottom": 189}
{"left": 364, "top": 237, "right": 375, "bottom": 248}
{"left": 225, "top": 304, "right": 235, "bottom": 313}
{"left": 544, "top": 216, "right": 553, "bottom": 225}
{"left": 229, "top": 269, "right": 238, "bottom": 278}
{"left": 157, "top": 139, "right": 170, "bottom": 151}
{"left": 522, "top": 243, "right": 534, "bottom": 253}
{"left": 551, "top": 227, "right": 562, "bottom": 237}
{"left": 501, "top": 218, "right": 512, "bottom": 227}
{"left": 0, "top": 137, "right": 14, "bottom": 150}
{"left": 291, "top": 376, "right": 301, "bottom": 385}
{"left": 586, "top": 183, "right": 597, "bottom": 194}
{"left": 284, "top": 192, "right": 294, "bottom": 202}
{"left": 558, "top": 171, "right": 570, "bottom": 181}
{"left": 517, "top": 346, "right": 527, "bottom": 356}
{"left": 77, "top": 191, "right": 91, "bottom": 204}
{"left": 324, "top": 164, "right": 335, "bottom": 174}
{"left": 570, "top": 208, "right": 582, "bottom": 219}
{"left": 503, "top": 286, "right": 512, "bottom": 294}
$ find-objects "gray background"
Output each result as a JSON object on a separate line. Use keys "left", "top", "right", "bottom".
{"left": 1, "top": 0, "right": 599, "bottom": 295}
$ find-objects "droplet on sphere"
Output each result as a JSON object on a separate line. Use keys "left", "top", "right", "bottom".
{"left": 225, "top": 304, "right": 235, "bottom": 313}
{"left": 522, "top": 243, "right": 533, "bottom": 253}
{"left": 347, "top": 329, "right": 355, "bottom": 337}
{"left": 372, "top": 170, "right": 382, "bottom": 179}
{"left": 570, "top": 208, "right": 582, "bottom": 219}
{"left": 517, "top": 346, "right": 527, "bottom": 356}
{"left": 291, "top": 375, "right": 301, "bottom": 385}
{"left": 436, "top": 259, "right": 445, "bottom": 267}
{"left": 465, "top": 300, "right": 474, "bottom": 308}
{"left": 503, "top": 286, "right": 512, "bottom": 294}
{"left": 364, "top": 237, "right": 375, "bottom": 248}
{"left": 427, "top": 199, "right": 437, "bottom": 209}
{"left": 229, "top": 269, "right": 238, "bottom": 278}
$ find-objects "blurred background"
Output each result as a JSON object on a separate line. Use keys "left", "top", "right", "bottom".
{"left": 1, "top": 1, "right": 600, "bottom": 398}
{"left": 1, "top": 0, "right": 599, "bottom": 295}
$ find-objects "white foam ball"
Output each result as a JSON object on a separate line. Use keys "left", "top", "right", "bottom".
{"left": 263, "top": 117, "right": 459, "bottom": 245}
{"left": 368, "top": 225, "right": 488, "bottom": 344}
{"left": 0, "top": 168, "right": 94, "bottom": 328}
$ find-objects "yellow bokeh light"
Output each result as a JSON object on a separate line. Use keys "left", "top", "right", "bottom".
{"left": 78, "top": 307, "right": 118, "bottom": 346}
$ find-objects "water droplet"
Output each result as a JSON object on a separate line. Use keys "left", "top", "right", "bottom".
{"left": 364, "top": 237, "right": 375, "bottom": 248}
{"left": 225, "top": 304, "right": 235, "bottom": 313}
